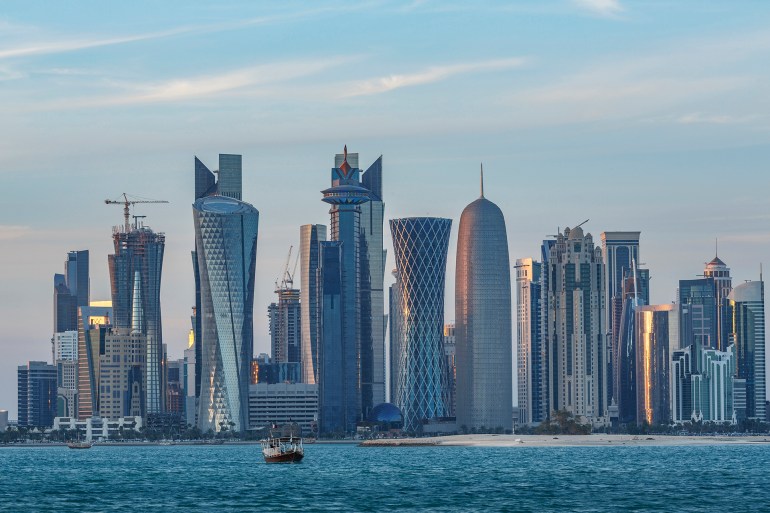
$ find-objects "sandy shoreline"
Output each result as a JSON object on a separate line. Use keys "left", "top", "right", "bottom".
{"left": 360, "top": 434, "right": 770, "bottom": 447}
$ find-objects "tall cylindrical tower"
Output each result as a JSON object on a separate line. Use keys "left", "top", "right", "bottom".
{"left": 390, "top": 217, "right": 452, "bottom": 433}
{"left": 455, "top": 170, "right": 513, "bottom": 432}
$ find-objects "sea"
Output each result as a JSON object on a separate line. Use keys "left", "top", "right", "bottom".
{"left": 1, "top": 443, "right": 769, "bottom": 512}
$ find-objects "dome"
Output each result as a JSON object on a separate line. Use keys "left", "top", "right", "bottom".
{"left": 368, "top": 403, "right": 403, "bottom": 423}
{"left": 568, "top": 226, "right": 584, "bottom": 240}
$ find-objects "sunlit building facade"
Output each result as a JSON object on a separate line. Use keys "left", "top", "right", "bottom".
{"left": 455, "top": 181, "right": 512, "bottom": 433}
{"left": 299, "top": 224, "right": 326, "bottom": 384}
{"left": 516, "top": 258, "right": 542, "bottom": 426}
{"left": 390, "top": 217, "right": 452, "bottom": 433}
{"left": 193, "top": 154, "right": 259, "bottom": 433}
{"left": 635, "top": 304, "right": 677, "bottom": 425}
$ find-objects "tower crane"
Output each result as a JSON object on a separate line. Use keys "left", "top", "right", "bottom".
{"left": 104, "top": 193, "right": 169, "bottom": 232}
{"left": 275, "top": 246, "right": 294, "bottom": 292}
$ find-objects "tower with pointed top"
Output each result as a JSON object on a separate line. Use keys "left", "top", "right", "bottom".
{"left": 455, "top": 168, "right": 513, "bottom": 432}
{"left": 703, "top": 248, "right": 732, "bottom": 351}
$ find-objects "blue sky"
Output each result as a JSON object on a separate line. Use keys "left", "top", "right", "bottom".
{"left": 1, "top": 0, "right": 769, "bottom": 417}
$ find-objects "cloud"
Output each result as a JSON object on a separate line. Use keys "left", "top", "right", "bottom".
{"left": 46, "top": 56, "right": 354, "bottom": 108}
{"left": 572, "top": 0, "right": 624, "bottom": 18}
{"left": 343, "top": 57, "right": 527, "bottom": 97}
{"left": 676, "top": 112, "right": 760, "bottom": 125}
{"left": 0, "top": 225, "right": 29, "bottom": 240}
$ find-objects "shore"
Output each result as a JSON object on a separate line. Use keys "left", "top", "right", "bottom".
{"left": 360, "top": 434, "right": 770, "bottom": 447}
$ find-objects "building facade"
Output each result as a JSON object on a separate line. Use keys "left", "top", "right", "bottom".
{"left": 269, "top": 288, "right": 301, "bottom": 365}
{"left": 455, "top": 180, "right": 513, "bottom": 433}
{"left": 248, "top": 383, "right": 319, "bottom": 435}
{"left": 635, "top": 305, "right": 678, "bottom": 425}
{"left": 193, "top": 155, "right": 259, "bottom": 433}
{"left": 615, "top": 269, "right": 650, "bottom": 425}
{"left": 544, "top": 226, "right": 608, "bottom": 426}
{"left": 516, "top": 258, "right": 542, "bottom": 426}
{"left": 390, "top": 217, "right": 452, "bottom": 433}
{"left": 76, "top": 304, "right": 112, "bottom": 419}
{"left": 98, "top": 330, "right": 147, "bottom": 420}
{"left": 443, "top": 323, "right": 456, "bottom": 418}
{"left": 18, "top": 362, "right": 57, "bottom": 428}
{"left": 299, "top": 224, "right": 326, "bottom": 385}
{"left": 703, "top": 255, "right": 732, "bottom": 351}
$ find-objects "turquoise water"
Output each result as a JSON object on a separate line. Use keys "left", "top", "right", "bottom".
{"left": 1, "top": 443, "right": 769, "bottom": 512}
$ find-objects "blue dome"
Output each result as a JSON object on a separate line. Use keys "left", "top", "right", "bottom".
{"left": 368, "top": 403, "right": 403, "bottom": 423}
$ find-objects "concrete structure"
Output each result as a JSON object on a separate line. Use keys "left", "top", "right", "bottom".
{"left": 299, "top": 224, "right": 326, "bottom": 384}
{"left": 390, "top": 217, "right": 452, "bottom": 433}
{"left": 98, "top": 329, "right": 146, "bottom": 420}
{"left": 455, "top": 172, "right": 513, "bottom": 433}
{"left": 17, "top": 361, "right": 57, "bottom": 428}
{"left": 516, "top": 257, "right": 542, "bottom": 426}
{"left": 54, "top": 331, "right": 78, "bottom": 362}
{"left": 544, "top": 226, "right": 608, "bottom": 426}
{"left": 53, "top": 416, "right": 142, "bottom": 441}
{"left": 248, "top": 383, "right": 318, "bottom": 436}
{"left": 193, "top": 154, "right": 259, "bottom": 433}
{"left": 726, "top": 280, "right": 766, "bottom": 421}
{"left": 269, "top": 288, "right": 301, "bottom": 365}
{"left": 76, "top": 304, "right": 112, "bottom": 419}
{"left": 56, "top": 360, "right": 78, "bottom": 417}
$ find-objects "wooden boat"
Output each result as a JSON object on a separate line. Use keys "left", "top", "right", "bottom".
{"left": 260, "top": 436, "right": 304, "bottom": 463}
{"left": 67, "top": 441, "right": 93, "bottom": 449}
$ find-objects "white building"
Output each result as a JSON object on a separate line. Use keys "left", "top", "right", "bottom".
{"left": 55, "top": 331, "right": 79, "bottom": 361}
{"left": 248, "top": 383, "right": 318, "bottom": 435}
{"left": 53, "top": 416, "right": 143, "bottom": 441}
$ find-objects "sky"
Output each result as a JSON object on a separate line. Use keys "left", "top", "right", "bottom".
{"left": 1, "top": 0, "right": 769, "bottom": 419}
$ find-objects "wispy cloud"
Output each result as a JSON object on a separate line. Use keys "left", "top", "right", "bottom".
{"left": 46, "top": 57, "right": 353, "bottom": 108}
{"left": 572, "top": 0, "right": 624, "bottom": 18}
{"left": 676, "top": 112, "right": 760, "bottom": 125}
{"left": 343, "top": 57, "right": 526, "bottom": 97}
{"left": 0, "top": 225, "right": 29, "bottom": 240}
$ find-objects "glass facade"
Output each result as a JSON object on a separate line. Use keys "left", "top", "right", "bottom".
{"left": 679, "top": 278, "right": 718, "bottom": 356}
{"left": 456, "top": 195, "right": 513, "bottom": 432}
{"left": 193, "top": 195, "right": 258, "bottom": 433}
{"left": 390, "top": 217, "right": 452, "bottom": 433}
{"left": 635, "top": 305, "right": 677, "bottom": 425}
{"left": 299, "top": 224, "right": 326, "bottom": 385}
{"left": 516, "top": 258, "right": 542, "bottom": 425}
{"left": 108, "top": 225, "right": 165, "bottom": 414}
{"left": 17, "top": 362, "right": 57, "bottom": 428}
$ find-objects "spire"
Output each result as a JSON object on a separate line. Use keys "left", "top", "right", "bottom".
{"left": 339, "top": 144, "right": 351, "bottom": 177}
{"left": 480, "top": 163, "right": 484, "bottom": 198}
{"left": 131, "top": 270, "right": 143, "bottom": 335}
{"left": 715, "top": 237, "right": 719, "bottom": 258}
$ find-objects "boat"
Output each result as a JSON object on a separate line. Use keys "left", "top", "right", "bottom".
{"left": 260, "top": 435, "right": 304, "bottom": 463}
{"left": 67, "top": 441, "right": 93, "bottom": 449}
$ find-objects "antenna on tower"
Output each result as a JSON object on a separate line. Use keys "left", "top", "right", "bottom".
{"left": 480, "top": 163, "right": 484, "bottom": 198}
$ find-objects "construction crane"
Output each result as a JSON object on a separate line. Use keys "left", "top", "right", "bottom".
{"left": 275, "top": 246, "right": 294, "bottom": 292}
{"left": 104, "top": 193, "right": 169, "bottom": 232}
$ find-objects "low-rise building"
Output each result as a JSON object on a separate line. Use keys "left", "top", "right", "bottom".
{"left": 248, "top": 383, "right": 318, "bottom": 435}
{"left": 53, "top": 416, "right": 143, "bottom": 441}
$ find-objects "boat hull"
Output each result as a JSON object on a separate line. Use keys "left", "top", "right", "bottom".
{"left": 264, "top": 451, "right": 304, "bottom": 464}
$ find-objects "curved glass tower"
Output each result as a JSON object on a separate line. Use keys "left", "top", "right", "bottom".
{"left": 455, "top": 172, "right": 513, "bottom": 432}
{"left": 390, "top": 217, "right": 451, "bottom": 433}
{"left": 193, "top": 156, "right": 258, "bottom": 433}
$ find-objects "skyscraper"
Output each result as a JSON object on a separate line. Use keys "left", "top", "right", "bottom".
{"left": 544, "top": 226, "right": 608, "bottom": 426}
{"left": 635, "top": 304, "right": 678, "bottom": 425}
{"left": 108, "top": 216, "right": 165, "bottom": 414}
{"left": 269, "top": 287, "right": 301, "bottom": 365}
{"left": 703, "top": 254, "right": 732, "bottom": 351}
{"left": 727, "top": 279, "right": 766, "bottom": 421}
{"left": 193, "top": 154, "right": 259, "bottom": 433}
{"left": 390, "top": 217, "right": 452, "bottom": 433}
{"left": 601, "top": 232, "right": 641, "bottom": 406}
{"left": 388, "top": 270, "right": 403, "bottom": 405}
{"left": 516, "top": 258, "right": 542, "bottom": 426}
{"left": 318, "top": 147, "right": 371, "bottom": 432}
{"left": 299, "top": 224, "right": 326, "bottom": 384}
{"left": 17, "top": 361, "right": 57, "bottom": 428}
{"left": 53, "top": 250, "right": 89, "bottom": 333}
{"left": 679, "top": 278, "right": 718, "bottom": 355}
{"left": 455, "top": 174, "right": 513, "bottom": 433}
{"left": 76, "top": 304, "right": 112, "bottom": 419}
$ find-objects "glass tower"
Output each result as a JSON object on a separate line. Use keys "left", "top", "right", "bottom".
{"left": 54, "top": 250, "right": 89, "bottom": 333}
{"left": 108, "top": 221, "right": 165, "bottom": 414}
{"left": 516, "top": 258, "right": 542, "bottom": 426}
{"left": 635, "top": 304, "right": 677, "bottom": 425}
{"left": 17, "top": 361, "right": 57, "bottom": 428}
{"left": 299, "top": 224, "right": 326, "bottom": 384}
{"left": 193, "top": 155, "right": 259, "bottom": 433}
{"left": 455, "top": 177, "right": 513, "bottom": 433}
{"left": 390, "top": 217, "right": 452, "bottom": 433}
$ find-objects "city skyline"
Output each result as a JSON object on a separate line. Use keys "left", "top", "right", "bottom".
{"left": 2, "top": 1, "right": 770, "bottom": 419}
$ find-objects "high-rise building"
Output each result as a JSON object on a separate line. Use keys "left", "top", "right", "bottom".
{"left": 76, "top": 304, "right": 112, "bottom": 419}
{"left": 183, "top": 314, "right": 197, "bottom": 427}
{"left": 727, "top": 280, "right": 766, "bottom": 421}
{"left": 635, "top": 304, "right": 678, "bottom": 425}
{"left": 679, "top": 278, "right": 718, "bottom": 354}
{"left": 317, "top": 241, "right": 348, "bottom": 433}
{"left": 54, "top": 331, "right": 78, "bottom": 362}
{"left": 299, "top": 224, "right": 326, "bottom": 384}
{"left": 388, "top": 270, "right": 403, "bottom": 405}
{"left": 269, "top": 288, "right": 301, "bottom": 365}
{"left": 98, "top": 330, "right": 146, "bottom": 419}
{"left": 54, "top": 250, "right": 89, "bottom": 333}
{"left": 614, "top": 268, "right": 650, "bottom": 424}
{"left": 360, "top": 156, "right": 387, "bottom": 412}
{"left": 319, "top": 148, "right": 371, "bottom": 433}
{"left": 17, "top": 361, "right": 57, "bottom": 428}
{"left": 703, "top": 254, "right": 732, "bottom": 351}
{"left": 193, "top": 154, "right": 259, "bottom": 433}
{"left": 56, "top": 359, "right": 78, "bottom": 417}
{"left": 544, "top": 226, "right": 608, "bottom": 426}
{"left": 601, "top": 232, "right": 642, "bottom": 406}
{"left": 390, "top": 217, "right": 452, "bottom": 433}
{"left": 672, "top": 344, "right": 736, "bottom": 424}
{"left": 166, "top": 359, "right": 184, "bottom": 416}
{"left": 443, "top": 323, "right": 456, "bottom": 418}
{"left": 455, "top": 175, "right": 512, "bottom": 433}
{"left": 108, "top": 214, "right": 165, "bottom": 415}
{"left": 516, "top": 258, "right": 542, "bottom": 426}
